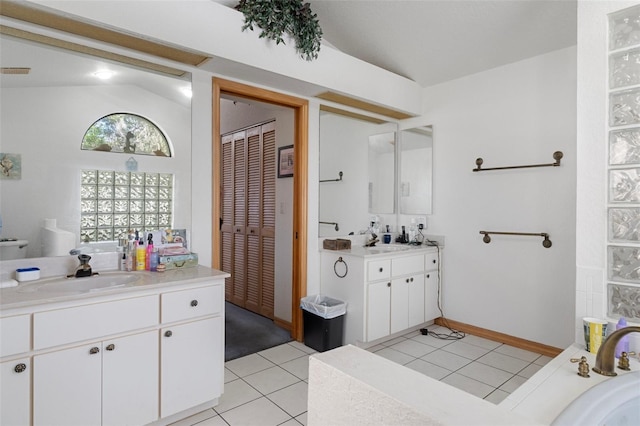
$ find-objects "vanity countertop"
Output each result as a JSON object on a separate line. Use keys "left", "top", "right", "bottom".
{"left": 321, "top": 243, "right": 439, "bottom": 258}
{"left": 0, "top": 266, "right": 229, "bottom": 312}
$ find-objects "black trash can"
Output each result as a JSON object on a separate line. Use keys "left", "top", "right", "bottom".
{"left": 300, "top": 295, "right": 347, "bottom": 352}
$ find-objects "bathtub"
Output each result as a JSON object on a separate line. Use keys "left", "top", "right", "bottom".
{"left": 552, "top": 370, "right": 640, "bottom": 426}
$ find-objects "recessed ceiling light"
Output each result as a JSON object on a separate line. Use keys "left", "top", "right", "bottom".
{"left": 180, "top": 87, "right": 192, "bottom": 98}
{"left": 93, "top": 70, "right": 115, "bottom": 80}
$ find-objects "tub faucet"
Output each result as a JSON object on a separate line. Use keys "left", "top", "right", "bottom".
{"left": 68, "top": 254, "right": 94, "bottom": 278}
{"left": 593, "top": 326, "right": 640, "bottom": 376}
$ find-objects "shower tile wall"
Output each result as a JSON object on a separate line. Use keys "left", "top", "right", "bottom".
{"left": 607, "top": 6, "right": 640, "bottom": 321}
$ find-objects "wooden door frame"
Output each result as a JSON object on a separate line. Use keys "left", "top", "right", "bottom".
{"left": 212, "top": 78, "right": 308, "bottom": 341}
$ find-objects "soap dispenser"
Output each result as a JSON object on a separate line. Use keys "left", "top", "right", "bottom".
{"left": 615, "top": 317, "right": 630, "bottom": 358}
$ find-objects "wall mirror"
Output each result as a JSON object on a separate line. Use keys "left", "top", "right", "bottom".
{"left": 0, "top": 33, "right": 192, "bottom": 258}
{"left": 368, "top": 132, "right": 395, "bottom": 214}
{"left": 318, "top": 110, "right": 397, "bottom": 237}
{"left": 399, "top": 126, "right": 433, "bottom": 215}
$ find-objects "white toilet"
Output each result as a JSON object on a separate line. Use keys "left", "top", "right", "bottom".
{"left": 0, "top": 239, "right": 29, "bottom": 260}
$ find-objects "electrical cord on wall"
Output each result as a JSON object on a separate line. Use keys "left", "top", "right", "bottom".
{"left": 418, "top": 231, "right": 466, "bottom": 341}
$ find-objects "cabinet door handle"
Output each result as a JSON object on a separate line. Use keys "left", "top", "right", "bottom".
{"left": 89, "top": 347, "right": 100, "bottom": 355}
{"left": 406, "top": 278, "right": 410, "bottom": 283}
{"left": 410, "top": 277, "right": 414, "bottom": 282}
{"left": 165, "top": 330, "right": 173, "bottom": 338}
{"left": 14, "top": 363, "right": 27, "bottom": 373}
{"left": 379, "top": 267, "right": 383, "bottom": 273}
{"left": 190, "top": 299, "right": 198, "bottom": 307}
{"left": 426, "top": 274, "right": 430, "bottom": 278}
{"left": 432, "top": 259, "right": 437, "bottom": 264}
{"left": 387, "top": 282, "right": 391, "bottom": 287}
{"left": 106, "top": 344, "right": 115, "bottom": 351}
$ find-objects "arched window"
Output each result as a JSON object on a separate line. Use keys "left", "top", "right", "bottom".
{"left": 81, "top": 113, "right": 172, "bottom": 157}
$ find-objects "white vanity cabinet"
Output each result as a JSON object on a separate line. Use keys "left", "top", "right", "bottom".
{"left": 321, "top": 247, "right": 441, "bottom": 346}
{"left": 0, "top": 267, "right": 228, "bottom": 426}
{"left": 0, "top": 357, "right": 30, "bottom": 425}
{"left": 34, "top": 330, "right": 159, "bottom": 426}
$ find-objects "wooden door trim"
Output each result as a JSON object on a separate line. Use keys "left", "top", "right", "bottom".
{"left": 213, "top": 78, "right": 308, "bottom": 341}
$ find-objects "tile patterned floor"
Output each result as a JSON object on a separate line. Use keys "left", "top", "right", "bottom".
{"left": 172, "top": 324, "right": 552, "bottom": 426}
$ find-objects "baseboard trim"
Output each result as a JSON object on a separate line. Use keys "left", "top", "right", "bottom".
{"left": 274, "top": 317, "right": 293, "bottom": 333}
{"left": 434, "top": 317, "right": 563, "bottom": 358}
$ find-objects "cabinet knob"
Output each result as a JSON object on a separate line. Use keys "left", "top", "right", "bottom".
{"left": 165, "top": 330, "right": 173, "bottom": 338}
{"left": 89, "top": 347, "right": 100, "bottom": 355}
{"left": 106, "top": 344, "right": 115, "bottom": 351}
{"left": 14, "top": 363, "right": 26, "bottom": 373}
{"left": 387, "top": 282, "right": 391, "bottom": 287}
{"left": 379, "top": 267, "right": 383, "bottom": 273}
{"left": 190, "top": 299, "right": 198, "bottom": 307}
{"left": 410, "top": 277, "right": 414, "bottom": 282}
{"left": 426, "top": 274, "right": 430, "bottom": 278}
{"left": 432, "top": 259, "right": 436, "bottom": 264}
{"left": 406, "top": 278, "right": 410, "bottom": 283}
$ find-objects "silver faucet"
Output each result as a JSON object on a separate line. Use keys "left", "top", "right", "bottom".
{"left": 592, "top": 326, "right": 640, "bottom": 376}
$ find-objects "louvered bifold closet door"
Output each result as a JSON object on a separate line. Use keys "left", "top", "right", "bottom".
{"left": 221, "top": 135, "right": 235, "bottom": 301}
{"left": 245, "top": 127, "right": 262, "bottom": 314}
{"left": 260, "top": 123, "right": 276, "bottom": 318}
{"left": 232, "top": 131, "right": 247, "bottom": 307}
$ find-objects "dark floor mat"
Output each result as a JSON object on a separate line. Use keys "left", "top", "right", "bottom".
{"left": 225, "top": 301, "right": 292, "bottom": 361}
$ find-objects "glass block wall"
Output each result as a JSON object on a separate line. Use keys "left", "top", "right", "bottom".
{"left": 608, "top": 6, "right": 640, "bottom": 320}
{"left": 80, "top": 170, "right": 173, "bottom": 242}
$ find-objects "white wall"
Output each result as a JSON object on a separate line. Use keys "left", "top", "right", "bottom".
{"left": 576, "top": 1, "right": 640, "bottom": 348}
{"left": 421, "top": 47, "right": 577, "bottom": 348}
{"left": 0, "top": 85, "right": 191, "bottom": 258}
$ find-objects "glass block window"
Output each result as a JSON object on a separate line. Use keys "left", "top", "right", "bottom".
{"left": 81, "top": 113, "right": 172, "bottom": 157}
{"left": 80, "top": 169, "right": 173, "bottom": 242}
{"left": 607, "top": 5, "right": 640, "bottom": 318}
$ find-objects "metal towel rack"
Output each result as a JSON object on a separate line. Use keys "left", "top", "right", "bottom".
{"left": 320, "top": 221, "right": 340, "bottom": 232}
{"left": 473, "top": 151, "right": 563, "bottom": 172}
{"left": 320, "top": 171, "right": 343, "bottom": 183}
{"left": 479, "top": 231, "right": 552, "bottom": 248}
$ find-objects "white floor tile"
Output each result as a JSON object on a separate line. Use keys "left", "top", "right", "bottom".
{"left": 243, "top": 366, "right": 300, "bottom": 395}
{"left": 278, "top": 419, "right": 302, "bottom": 426}
{"left": 287, "top": 341, "right": 316, "bottom": 355}
{"left": 169, "top": 408, "right": 217, "bottom": 426}
{"left": 214, "top": 379, "right": 262, "bottom": 413}
{"left": 493, "top": 345, "right": 540, "bottom": 362}
{"left": 225, "top": 353, "right": 276, "bottom": 377}
{"left": 533, "top": 355, "right": 553, "bottom": 366}
{"left": 259, "top": 344, "right": 307, "bottom": 365}
{"left": 420, "top": 348, "right": 471, "bottom": 371}
{"left": 440, "top": 373, "right": 495, "bottom": 399}
{"left": 388, "top": 338, "right": 437, "bottom": 358}
{"left": 476, "top": 351, "right": 529, "bottom": 374}
{"left": 295, "top": 412, "right": 307, "bottom": 426}
{"left": 517, "top": 362, "right": 543, "bottom": 379}
{"left": 219, "top": 397, "right": 291, "bottom": 426}
{"left": 499, "top": 374, "right": 528, "bottom": 393}
{"left": 280, "top": 355, "right": 310, "bottom": 380}
{"left": 405, "top": 359, "right": 451, "bottom": 380}
{"left": 224, "top": 368, "right": 238, "bottom": 383}
{"left": 456, "top": 361, "right": 514, "bottom": 387}
{"left": 484, "top": 389, "right": 510, "bottom": 404}
{"left": 441, "top": 340, "right": 492, "bottom": 360}
{"left": 461, "top": 335, "right": 502, "bottom": 350}
{"left": 195, "top": 415, "right": 230, "bottom": 426}
{"left": 268, "top": 381, "right": 309, "bottom": 417}
{"left": 372, "top": 347, "right": 415, "bottom": 365}
{"left": 410, "top": 333, "right": 458, "bottom": 349}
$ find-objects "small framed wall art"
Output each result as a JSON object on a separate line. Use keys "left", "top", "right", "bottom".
{"left": 278, "top": 145, "right": 294, "bottom": 178}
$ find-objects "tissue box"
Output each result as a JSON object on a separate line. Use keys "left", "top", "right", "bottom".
{"left": 322, "top": 239, "right": 351, "bottom": 250}
{"left": 158, "top": 253, "right": 198, "bottom": 270}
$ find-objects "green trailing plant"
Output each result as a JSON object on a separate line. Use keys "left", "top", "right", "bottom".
{"left": 235, "top": 0, "right": 323, "bottom": 61}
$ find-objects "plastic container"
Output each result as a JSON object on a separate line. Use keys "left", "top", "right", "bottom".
{"left": 615, "top": 317, "right": 630, "bottom": 358}
{"left": 301, "top": 295, "right": 347, "bottom": 352}
{"left": 15, "top": 267, "right": 41, "bottom": 282}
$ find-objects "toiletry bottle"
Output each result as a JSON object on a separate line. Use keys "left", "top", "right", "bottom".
{"left": 150, "top": 248, "right": 159, "bottom": 272}
{"left": 146, "top": 233, "right": 154, "bottom": 271}
{"left": 125, "top": 244, "right": 133, "bottom": 272}
{"left": 136, "top": 239, "right": 146, "bottom": 271}
{"left": 615, "top": 317, "right": 629, "bottom": 358}
{"left": 120, "top": 251, "right": 127, "bottom": 271}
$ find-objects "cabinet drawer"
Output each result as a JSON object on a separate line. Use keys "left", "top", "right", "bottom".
{"left": 425, "top": 252, "right": 439, "bottom": 271}
{"left": 367, "top": 259, "right": 391, "bottom": 282}
{"left": 33, "top": 295, "right": 159, "bottom": 350}
{"left": 392, "top": 254, "right": 424, "bottom": 276}
{"left": 161, "top": 285, "right": 222, "bottom": 323}
{"left": 0, "top": 315, "right": 30, "bottom": 357}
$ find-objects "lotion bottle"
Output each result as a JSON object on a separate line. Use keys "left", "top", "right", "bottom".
{"left": 146, "top": 233, "right": 154, "bottom": 271}
{"left": 136, "top": 239, "right": 146, "bottom": 271}
{"left": 615, "top": 317, "right": 629, "bottom": 358}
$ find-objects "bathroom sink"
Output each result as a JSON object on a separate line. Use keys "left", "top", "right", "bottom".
{"left": 16, "top": 273, "right": 143, "bottom": 294}
{"left": 363, "top": 245, "right": 412, "bottom": 254}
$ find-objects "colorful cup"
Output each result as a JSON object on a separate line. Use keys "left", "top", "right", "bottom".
{"left": 383, "top": 234, "right": 391, "bottom": 244}
{"left": 583, "top": 317, "right": 608, "bottom": 354}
